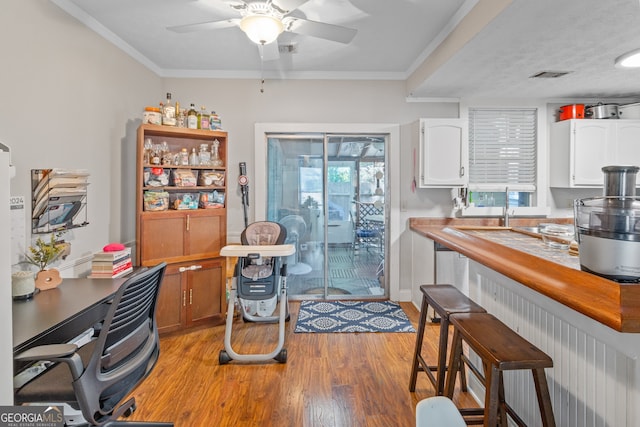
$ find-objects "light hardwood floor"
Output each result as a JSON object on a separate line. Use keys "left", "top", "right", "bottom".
{"left": 124, "top": 301, "right": 479, "bottom": 426}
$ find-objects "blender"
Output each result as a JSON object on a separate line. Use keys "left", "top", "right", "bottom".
{"left": 574, "top": 165, "right": 640, "bottom": 282}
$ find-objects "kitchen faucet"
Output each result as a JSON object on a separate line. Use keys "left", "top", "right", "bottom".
{"left": 503, "top": 186, "right": 510, "bottom": 227}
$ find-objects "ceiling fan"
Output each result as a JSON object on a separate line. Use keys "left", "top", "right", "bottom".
{"left": 168, "top": 0, "right": 357, "bottom": 61}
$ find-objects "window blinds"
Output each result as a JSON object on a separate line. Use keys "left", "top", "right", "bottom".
{"left": 468, "top": 108, "right": 537, "bottom": 191}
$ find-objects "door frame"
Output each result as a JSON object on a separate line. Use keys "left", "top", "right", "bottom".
{"left": 254, "top": 123, "right": 404, "bottom": 301}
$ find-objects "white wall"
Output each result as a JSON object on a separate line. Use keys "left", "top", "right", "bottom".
{"left": 1, "top": 0, "right": 160, "bottom": 402}
{"left": 1, "top": 0, "right": 161, "bottom": 261}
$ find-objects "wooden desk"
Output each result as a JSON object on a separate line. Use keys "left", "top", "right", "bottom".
{"left": 12, "top": 277, "right": 127, "bottom": 354}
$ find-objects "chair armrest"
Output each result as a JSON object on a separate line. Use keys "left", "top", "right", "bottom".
{"left": 14, "top": 343, "right": 83, "bottom": 379}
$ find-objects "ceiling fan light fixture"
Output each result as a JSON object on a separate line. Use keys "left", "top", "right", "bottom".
{"left": 615, "top": 48, "right": 640, "bottom": 68}
{"left": 240, "top": 15, "right": 284, "bottom": 45}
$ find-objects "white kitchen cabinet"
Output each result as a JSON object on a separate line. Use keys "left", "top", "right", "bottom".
{"left": 550, "top": 119, "right": 640, "bottom": 187}
{"left": 614, "top": 121, "right": 640, "bottom": 175}
{"left": 415, "top": 119, "right": 468, "bottom": 187}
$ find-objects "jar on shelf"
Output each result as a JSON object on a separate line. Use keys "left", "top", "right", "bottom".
{"left": 209, "top": 111, "right": 222, "bottom": 130}
{"left": 143, "top": 107, "right": 162, "bottom": 125}
{"left": 199, "top": 143, "right": 211, "bottom": 166}
{"left": 197, "top": 107, "right": 209, "bottom": 130}
{"left": 179, "top": 148, "right": 189, "bottom": 166}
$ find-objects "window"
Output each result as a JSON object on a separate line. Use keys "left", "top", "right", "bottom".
{"left": 468, "top": 108, "right": 537, "bottom": 209}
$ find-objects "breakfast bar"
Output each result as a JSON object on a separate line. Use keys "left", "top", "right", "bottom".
{"left": 410, "top": 217, "right": 640, "bottom": 427}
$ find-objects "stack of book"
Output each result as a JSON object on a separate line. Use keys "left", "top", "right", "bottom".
{"left": 89, "top": 248, "right": 132, "bottom": 278}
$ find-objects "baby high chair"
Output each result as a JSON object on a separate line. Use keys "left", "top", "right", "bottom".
{"left": 218, "top": 221, "right": 295, "bottom": 364}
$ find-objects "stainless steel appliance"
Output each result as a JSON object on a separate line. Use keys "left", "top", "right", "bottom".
{"left": 575, "top": 165, "right": 640, "bottom": 281}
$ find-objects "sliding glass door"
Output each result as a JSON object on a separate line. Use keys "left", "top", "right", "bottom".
{"left": 265, "top": 133, "right": 387, "bottom": 299}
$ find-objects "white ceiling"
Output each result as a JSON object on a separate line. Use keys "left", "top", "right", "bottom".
{"left": 52, "top": 0, "right": 640, "bottom": 100}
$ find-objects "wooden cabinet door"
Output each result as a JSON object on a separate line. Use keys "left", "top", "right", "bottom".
{"left": 186, "top": 213, "right": 226, "bottom": 258}
{"left": 186, "top": 258, "right": 224, "bottom": 326}
{"left": 140, "top": 213, "right": 185, "bottom": 264}
{"left": 156, "top": 264, "right": 186, "bottom": 334}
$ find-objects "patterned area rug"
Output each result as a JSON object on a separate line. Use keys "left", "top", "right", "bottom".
{"left": 294, "top": 300, "right": 416, "bottom": 333}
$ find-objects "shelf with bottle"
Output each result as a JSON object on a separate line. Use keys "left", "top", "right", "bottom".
{"left": 142, "top": 91, "right": 224, "bottom": 131}
{"left": 139, "top": 126, "right": 226, "bottom": 166}
{"left": 137, "top": 124, "right": 228, "bottom": 214}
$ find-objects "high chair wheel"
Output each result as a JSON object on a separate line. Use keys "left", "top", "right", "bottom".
{"left": 219, "top": 350, "right": 231, "bottom": 365}
{"left": 123, "top": 402, "right": 137, "bottom": 417}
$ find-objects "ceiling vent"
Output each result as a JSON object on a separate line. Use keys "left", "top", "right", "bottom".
{"left": 529, "top": 71, "right": 571, "bottom": 78}
{"left": 278, "top": 44, "right": 298, "bottom": 54}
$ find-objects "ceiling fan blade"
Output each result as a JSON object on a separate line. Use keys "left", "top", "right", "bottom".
{"left": 167, "top": 18, "right": 240, "bottom": 33}
{"left": 283, "top": 17, "right": 357, "bottom": 44}
{"left": 271, "top": 0, "right": 311, "bottom": 13}
{"left": 259, "top": 42, "right": 280, "bottom": 62}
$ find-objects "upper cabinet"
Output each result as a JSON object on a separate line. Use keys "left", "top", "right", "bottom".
{"left": 415, "top": 119, "right": 469, "bottom": 188}
{"left": 550, "top": 119, "right": 640, "bottom": 187}
{"left": 135, "top": 125, "right": 228, "bottom": 266}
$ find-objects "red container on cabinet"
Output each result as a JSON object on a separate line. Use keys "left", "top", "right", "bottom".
{"left": 558, "top": 104, "right": 585, "bottom": 121}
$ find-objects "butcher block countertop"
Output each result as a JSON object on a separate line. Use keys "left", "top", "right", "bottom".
{"left": 410, "top": 217, "right": 640, "bottom": 333}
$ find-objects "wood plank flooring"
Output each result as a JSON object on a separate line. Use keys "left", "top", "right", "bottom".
{"left": 124, "top": 301, "right": 479, "bottom": 426}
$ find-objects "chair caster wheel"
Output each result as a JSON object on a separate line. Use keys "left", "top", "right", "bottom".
{"left": 274, "top": 348, "right": 287, "bottom": 363}
{"left": 219, "top": 350, "right": 232, "bottom": 365}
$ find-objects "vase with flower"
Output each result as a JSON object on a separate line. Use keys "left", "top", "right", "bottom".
{"left": 24, "top": 233, "right": 64, "bottom": 291}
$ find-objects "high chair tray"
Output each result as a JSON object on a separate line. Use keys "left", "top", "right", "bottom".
{"left": 220, "top": 244, "right": 295, "bottom": 257}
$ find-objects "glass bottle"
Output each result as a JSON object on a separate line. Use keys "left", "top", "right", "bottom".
{"left": 187, "top": 104, "right": 198, "bottom": 129}
{"left": 162, "top": 93, "right": 176, "bottom": 126}
{"left": 151, "top": 144, "right": 161, "bottom": 165}
{"left": 176, "top": 108, "right": 185, "bottom": 128}
{"left": 143, "top": 138, "right": 153, "bottom": 164}
{"left": 160, "top": 141, "right": 170, "bottom": 165}
{"left": 197, "top": 107, "right": 209, "bottom": 130}
{"left": 179, "top": 148, "right": 189, "bottom": 165}
{"left": 211, "top": 139, "right": 223, "bottom": 167}
{"left": 189, "top": 148, "right": 199, "bottom": 166}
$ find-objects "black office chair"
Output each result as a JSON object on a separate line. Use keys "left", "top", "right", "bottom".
{"left": 14, "top": 262, "right": 173, "bottom": 427}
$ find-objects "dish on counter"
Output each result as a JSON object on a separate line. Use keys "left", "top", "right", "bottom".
{"left": 540, "top": 224, "right": 574, "bottom": 249}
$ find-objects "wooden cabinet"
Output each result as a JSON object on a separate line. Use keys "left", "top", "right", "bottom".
{"left": 135, "top": 124, "right": 227, "bottom": 332}
{"left": 155, "top": 258, "right": 225, "bottom": 334}
{"left": 139, "top": 210, "right": 225, "bottom": 265}
{"left": 550, "top": 119, "right": 640, "bottom": 187}
{"left": 415, "top": 119, "right": 468, "bottom": 187}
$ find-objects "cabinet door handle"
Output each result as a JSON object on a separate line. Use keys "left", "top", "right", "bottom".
{"left": 189, "top": 289, "right": 193, "bottom": 305}
{"left": 186, "top": 215, "right": 190, "bottom": 232}
{"left": 182, "top": 290, "right": 186, "bottom": 307}
{"left": 179, "top": 264, "right": 202, "bottom": 273}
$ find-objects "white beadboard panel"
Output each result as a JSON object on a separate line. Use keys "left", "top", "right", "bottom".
{"left": 462, "top": 261, "right": 638, "bottom": 427}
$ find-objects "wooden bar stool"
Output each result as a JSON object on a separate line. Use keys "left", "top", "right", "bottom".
{"left": 409, "top": 284, "right": 486, "bottom": 395}
{"left": 445, "top": 312, "right": 556, "bottom": 427}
